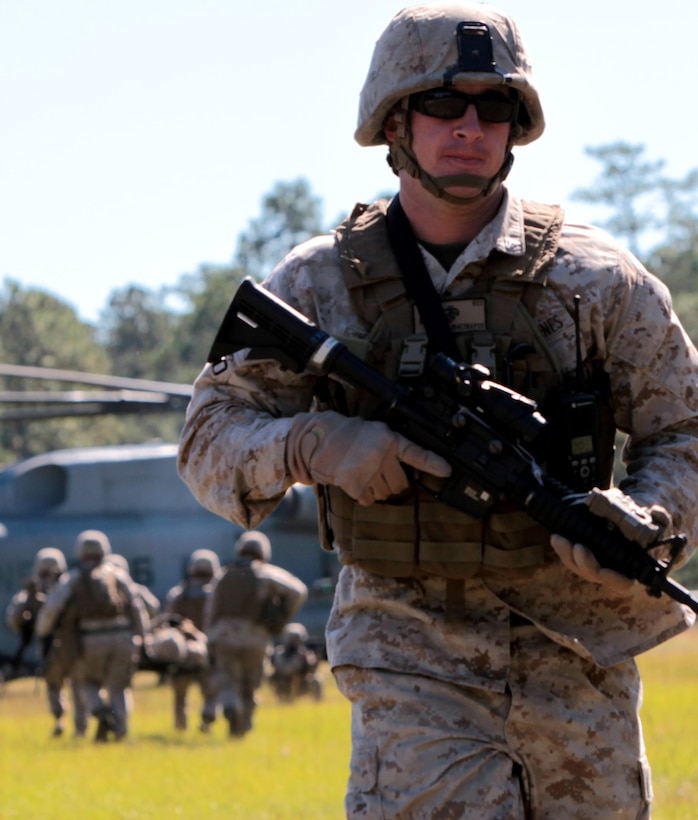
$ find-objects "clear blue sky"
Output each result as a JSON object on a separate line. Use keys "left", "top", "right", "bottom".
{"left": 2, "top": 0, "right": 696, "bottom": 323}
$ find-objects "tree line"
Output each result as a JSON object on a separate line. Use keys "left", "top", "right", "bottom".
{"left": 2, "top": 143, "right": 698, "bottom": 467}
{"left": 0, "top": 179, "right": 326, "bottom": 464}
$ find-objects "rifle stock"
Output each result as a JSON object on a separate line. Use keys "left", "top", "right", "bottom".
{"left": 209, "top": 278, "right": 698, "bottom": 615}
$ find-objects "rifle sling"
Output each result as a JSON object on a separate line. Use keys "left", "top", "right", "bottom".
{"left": 386, "top": 196, "right": 475, "bottom": 622}
{"left": 385, "top": 196, "right": 461, "bottom": 361}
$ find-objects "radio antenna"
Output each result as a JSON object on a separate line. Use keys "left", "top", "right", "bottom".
{"left": 573, "top": 294, "right": 584, "bottom": 389}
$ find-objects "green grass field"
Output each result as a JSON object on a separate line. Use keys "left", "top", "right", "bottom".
{"left": 2, "top": 629, "right": 698, "bottom": 819}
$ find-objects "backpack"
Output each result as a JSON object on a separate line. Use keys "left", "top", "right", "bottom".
{"left": 210, "top": 560, "right": 263, "bottom": 622}
{"left": 211, "top": 560, "right": 291, "bottom": 635}
{"left": 72, "top": 564, "right": 127, "bottom": 621}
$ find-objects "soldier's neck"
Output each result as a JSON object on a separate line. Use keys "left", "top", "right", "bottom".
{"left": 398, "top": 182, "right": 504, "bottom": 246}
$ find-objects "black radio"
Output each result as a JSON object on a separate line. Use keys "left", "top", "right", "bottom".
{"left": 549, "top": 390, "right": 605, "bottom": 492}
{"left": 541, "top": 296, "right": 613, "bottom": 493}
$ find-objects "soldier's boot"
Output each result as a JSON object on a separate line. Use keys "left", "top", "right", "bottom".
{"left": 74, "top": 710, "right": 88, "bottom": 739}
{"left": 93, "top": 706, "right": 116, "bottom": 743}
{"left": 174, "top": 693, "right": 187, "bottom": 731}
{"left": 309, "top": 677, "right": 323, "bottom": 701}
{"left": 241, "top": 700, "right": 255, "bottom": 734}
{"left": 223, "top": 706, "right": 244, "bottom": 738}
{"left": 73, "top": 713, "right": 88, "bottom": 739}
{"left": 94, "top": 720, "right": 109, "bottom": 743}
{"left": 199, "top": 713, "right": 215, "bottom": 734}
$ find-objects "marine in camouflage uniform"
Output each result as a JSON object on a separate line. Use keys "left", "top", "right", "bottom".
{"left": 37, "top": 530, "right": 150, "bottom": 742}
{"left": 163, "top": 548, "right": 220, "bottom": 732}
{"left": 5, "top": 547, "right": 87, "bottom": 738}
{"left": 178, "top": 2, "right": 698, "bottom": 816}
{"left": 269, "top": 622, "right": 322, "bottom": 703}
{"left": 204, "top": 532, "right": 307, "bottom": 737}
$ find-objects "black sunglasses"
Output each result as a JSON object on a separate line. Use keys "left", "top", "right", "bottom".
{"left": 410, "top": 89, "right": 518, "bottom": 124}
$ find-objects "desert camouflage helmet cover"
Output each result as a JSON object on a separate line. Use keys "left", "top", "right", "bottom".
{"left": 282, "top": 622, "right": 309, "bottom": 642}
{"left": 75, "top": 529, "right": 112, "bottom": 561}
{"left": 33, "top": 547, "right": 68, "bottom": 576}
{"left": 187, "top": 548, "right": 221, "bottom": 577}
{"left": 355, "top": 1, "right": 544, "bottom": 148}
{"left": 235, "top": 530, "right": 272, "bottom": 562}
{"left": 107, "top": 553, "right": 130, "bottom": 574}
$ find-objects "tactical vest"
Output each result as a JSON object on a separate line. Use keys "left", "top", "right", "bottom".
{"left": 72, "top": 565, "right": 128, "bottom": 622}
{"left": 318, "top": 199, "right": 571, "bottom": 580}
{"left": 209, "top": 560, "right": 263, "bottom": 622}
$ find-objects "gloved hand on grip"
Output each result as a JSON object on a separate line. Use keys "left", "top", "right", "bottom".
{"left": 286, "top": 411, "right": 452, "bottom": 506}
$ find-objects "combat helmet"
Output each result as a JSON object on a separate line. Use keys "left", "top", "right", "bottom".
{"left": 187, "top": 548, "right": 221, "bottom": 580}
{"left": 234, "top": 530, "right": 271, "bottom": 562}
{"left": 107, "top": 554, "right": 130, "bottom": 575}
{"left": 355, "top": 1, "right": 544, "bottom": 203}
{"left": 75, "top": 529, "right": 112, "bottom": 562}
{"left": 32, "top": 547, "right": 67, "bottom": 578}
{"left": 281, "top": 622, "right": 308, "bottom": 644}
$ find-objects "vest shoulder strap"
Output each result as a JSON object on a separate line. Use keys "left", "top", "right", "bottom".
{"left": 336, "top": 199, "right": 409, "bottom": 329}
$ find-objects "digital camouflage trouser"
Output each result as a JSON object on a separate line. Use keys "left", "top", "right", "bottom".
{"left": 335, "top": 623, "right": 651, "bottom": 819}
{"left": 77, "top": 631, "right": 136, "bottom": 738}
{"left": 212, "top": 644, "right": 266, "bottom": 736}
{"left": 171, "top": 669, "right": 217, "bottom": 730}
{"left": 44, "top": 649, "right": 87, "bottom": 736}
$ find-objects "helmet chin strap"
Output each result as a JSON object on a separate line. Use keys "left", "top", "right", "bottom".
{"left": 387, "top": 100, "right": 515, "bottom": 205}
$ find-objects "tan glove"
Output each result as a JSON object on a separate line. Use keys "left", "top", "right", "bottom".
{"left": 550, "top": 534, "right": 635, "bottom": 594}
{"left": 550, "top": 489, "right": 673, "bottom": 592}
{"left": 286, "top": 411, "right": 452, "bottom": 506}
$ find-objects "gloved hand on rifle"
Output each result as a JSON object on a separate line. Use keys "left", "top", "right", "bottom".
{"left": 286, "top": 410, "right": 452, "bottom": 506}
{"left": 550, "top": 535, "right": 636, "bottom": 593}
{"left": 550, "top": 487, "right": 672, "bottom": 593}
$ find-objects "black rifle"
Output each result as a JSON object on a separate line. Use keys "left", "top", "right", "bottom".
{"left": 208, "top": 278, "right": 698, "bottom": 614}
{"left": 10, "top": 618, "right": 36, "bottom": 673}
{"left": 2, "top": 602, "right": 41, "bottom": 681}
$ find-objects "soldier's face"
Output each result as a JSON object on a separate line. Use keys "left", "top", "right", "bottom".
{"left": 386, "top": 83, "right": 512, "bottom": 199}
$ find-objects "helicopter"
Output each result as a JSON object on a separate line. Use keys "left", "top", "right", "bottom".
{"left": 0, "top": 364, "right": 337, "bottom": 677}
